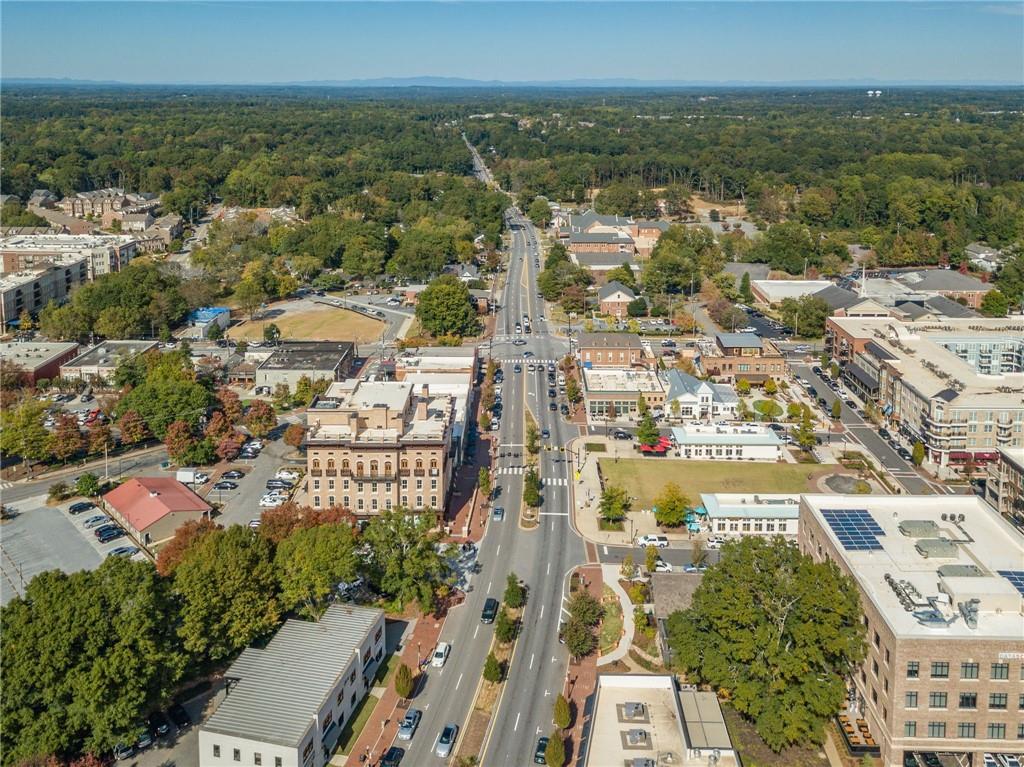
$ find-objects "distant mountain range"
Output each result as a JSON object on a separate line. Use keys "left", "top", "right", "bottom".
{"left": 4, "top": 76, "right": 1021, "bottom": 88}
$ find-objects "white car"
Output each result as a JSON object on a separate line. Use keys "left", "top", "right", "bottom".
{"left": 276, "top": 469, "right": 300, "bottom": 481}
{"left": 706, "top": 537, "right": 726, "bottom": 550}
{"left": 259, "top": 495, "right": 287, "bottom": 508}
{"left": 654, "top": 558, "right": 673, "bottom": 573}
{"left": 430, "top": 641, "right": 451, "bottom": 668}
{"left": 635, "top": 535, "right": 669, "bottom": 549}
{"left": 245, "top": 439, "right": 264, "bottom": 450}
{"left": 194, "top": 473, "right": 210, "bottom": 485}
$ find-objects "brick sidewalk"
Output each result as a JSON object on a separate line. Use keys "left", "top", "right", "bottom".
{"left": 563, "top": 564, "right": 604, "bottom": 767}
{"left": 445, "top": 432, "right": 493, "bottom": 544}
{"left": 342, "top": 608, "right": 450, "bottom": 766}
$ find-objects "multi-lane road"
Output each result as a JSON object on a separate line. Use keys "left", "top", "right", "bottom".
{"left": 386, "top": 210, "right": 586, "bottom": 765}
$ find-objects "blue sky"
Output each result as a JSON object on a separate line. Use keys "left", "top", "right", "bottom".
{"left": 2, "top": 2, "right": 1022, "bottom": 84}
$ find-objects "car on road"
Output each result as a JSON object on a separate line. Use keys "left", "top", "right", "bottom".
{"left": 547, "top": 387, "right": 556, "bottom": 398}
{"left": 380, "top": 746, "right": 404, "bottom": 767}
{"left": 513, "top": 364, "right": 522, "bottom": 373}
{"left": 523, "top": 350, "right": 533, "bottom": 357}
{"left": 541, "top": 429, "right": 550, "bottom": 438}
{"left": 431, "top": 641, "right": 451, "bottom": 668}
{"left": 612, "top": 430, "right": 632, "bottom": 440}
{"left": 527, "top": 363, "right": 536, "bottom": 372}
{"left": 397, "top": 709, "right": 422, "bottom": 741}
{"left": 83, "top": 514, "right": 109, "bottom": 529}
{"left": 654, "top": 558, "right": 673, "bottom": 573}
{"left": 434, "top": 723, "right": 458, "bottom": 758}
{"left": 635, "top": 534, "right": 669, "bottom": 548}
{"left": 222, "top": 469, "right": 245, "bottom": 479}
{"left": 534, "top": 737, "right": 549, "bottom": 764}
{"left": 69, "top": 501, "right": 95, "bottom": 514}
{"left": 213, "top": 480, "right": 238, "bottom": 491}
{"left": 492, "top": 506, "right": 505, "bottom": 521}
{"left": 844, "top": 399, "right": 856, "bottom": 409}
{"left": 560, "top": 404, "right": 569, "bottom": 415}
{"left": 481, "top": 597, "right": 499, "bottom": 624}
{"left": 706, "top": 536, "right": 726, "bottom": 549}
{"left": 548, "top": 402, "right": 557, "bottom": 411}
{"left": 897, "top": 447, "right": 913, "bottom": 461}
{"left": 107, "top": 546, "right": 140, "bottom": 558}
{"left": 167, "top": 702, "right": 192, "bottom": 732}
{"left": 512, "top": 338, "right": 527, "bottom": 346}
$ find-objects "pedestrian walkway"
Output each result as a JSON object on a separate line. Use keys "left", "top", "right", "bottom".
{"left": 495, "top": 357, "right": 560, "bottom": 365}
{"left": 564, "top": 564, "right": 603, "bottom": 767}
{"left": 597, "top": 565, "right": 635, "bottom": 667}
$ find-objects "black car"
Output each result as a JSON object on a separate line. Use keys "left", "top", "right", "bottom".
{"left": 897, "top": 447, "right": 913, "bottom": 461}
{"left": 560, "top": 404, "right": 569, "bottom": 415}
{"left": 481, "top": 597, "right": 499, "bottom": 624}
{"left": 94, "top": 523, "right": 120, "bottom": 537}
{"left": 213, "top": 480, "right": 238, "bottom": 491}
{"left": 548, "top": 402, "right": 557, "bottom": 411}
{"left": 149, "top": 710, "right": 172, "bottom": 738}
{"left": 97, "top": 528, "right": 126, "bottom": 543}
{"left": 844, "top": 399, "right": 856, "bottom": 409}
{"left": 879, "top": 428, "right": 891, "bottom": 440}
{"left": 167, "top": 703, "right": 192, "bottom": 732}
{"left": 380, "top": 746, "right": 404, "bottom": 767}
{"left": 612, "top": 430, "right": 632, "bottom": 440}
{"left": 534, "top": 737, "right": 549, "bottom": 764}
{"left": 547, "top": 388, "right": 556, "bottom": 398}
{"left": 222, "top": 470, "right": 245, "bottom": 480}
{"left": 69, "top": 501, "right": 95, "bottom": 514}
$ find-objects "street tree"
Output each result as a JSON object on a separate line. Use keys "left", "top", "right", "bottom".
{"left": 87, "top": 422, "right": 114, "bottom": 456}
{"left": 567, "top": 590, "right": 603, "bottom": 627}
{"left": 275, "top": 524, "right": 359, "bottom": 617}
{"left": 0, "top": 398, "right": 51, "bottom": 469}
{"left": 164, "top": 420, "right": 198, "bottom": 464}
{"left": 564, "top": 377, "right": 581, "bottom": 404}
{"left": 523, "top": 468, "right": 542, "bottom": 508}
{"left": 763, "top": 378, "right": 778, "bottom": 396}
{"left": 75, "top": 472, "right": 101, "bottom": 498}
{"left": 645, "top": 545, "right": 659, "bottom": 574}
{"left": 598, "top": 485, "right": 631, "bottom": 524}
{"left": 50, "top": 414, "right": 84, "bottom": 463}
{"left": 619, "top": 554, "right": 637, "bottom": 581}
{"left": 563, "top": 617, "right": 597, "bottom": 660}
{"left": 553, "top": 694, "right": 571, "bottom": 730}
{"left": 415, "top": 275, "right": 478, "bottom": 338}
{"left": 504, "top": 572, "right": 525, "bottom": 609}
{"left": 245, "top": 399, "right": 277, "bottom": 437}
{"left": 217, "top": 387, "right": 244, "bottom": 424}
{"left": 636, "top": 411, "right": 659, "bottom": 447}
{"left": 653, "top": 481, "right": 691, "bottom": 528}
{"left": 912, "top": 441, "right": 926, "bottom": 466}
{"left": 527, "top": 197, "right": 552, "bottom": 227}
{"left": 116, "top": 409, "right": 150, "bottom": 446}
{"left": 482, "top": 652, "right": 503, "bottom": 683}
{"left": 735, "top": 378, "right": 751, "bottom": 396}
{"left": 477, "top": 466, "right": 491, "bottom": 498}
{"left": 394, "top": 663, "right": 415, "bottom": 700}
{"left": 495, "top": 606, "right": 518, "bottom": 643}
{"left": 831, "top": 399, "right": 842, "bottom": 420}
{"left": 795, "top": 405, "right": 817, "bottom": 450}
{"left": 362, "top": 509, "right": 450, "bottom": 612}
{"left": 665, "top": 537, "right": 866, "bottom": 752}
{"left": 173, "top": 525, "right": 280, "bottom": 662}
{"left": 545, "top": 733, "right": 566, "bottom": 767}
{"left": 283, "top": 423, "right": 306, "bottom": 449}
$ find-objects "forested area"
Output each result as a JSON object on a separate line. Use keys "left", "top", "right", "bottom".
{"left": 467, "top": 89, "right": 1024, "bottom": 261}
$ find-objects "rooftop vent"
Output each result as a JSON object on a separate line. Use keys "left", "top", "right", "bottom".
{"left": 899, "top": 520, "right": 939, "bottom": 538}
{"left": 958, "top": 599, "right": 980, "bottom": 630}
{"left": 626, "top": 729, "right": 649, "bottom": 746}
{"left": 624, "top": 702, "right": 646, "bottom": 719}
{"left": 915, "top": 538, "right": 959, "bottom": 559}
{"left": 631, "top": 760, "right": 655, "bottom": 767}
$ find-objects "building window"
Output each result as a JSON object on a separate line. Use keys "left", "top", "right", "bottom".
{"left": 313, "top": 496, "right": 321, "bottom": 508}
{"left": 233, "top": 750, "right": 241, "bottom": 762}
{"left": 328, "top": 496, "right": 335, "bottom": 507}
{"left": 928, "top": 692, "right": 947, "bottom": 709}
{"left": 930, "top": 662, "right": 949, "bottom": 679}
{"left": 904, "top": 721, "right": 917, "bottom": 737}
{"left": 960, "top": 662, "right": 979, "bottom": 679}
{"left": 1019, "top": 693, "right": 1024, "bottom": 709}
{"left": 907, "top": 661, "right": 919, "bottom": 679}
{"left": 988, "top": 723, "right": 1006, "bottom": 739}
{"left": 873, "top": 631, "right": 880, "bottom": 648}
{"left": 956, "top": 722, "right": 976, "bottom": 738}
{"left": 959, "top": 692, "right": 977, "bottom": 709}
{"left": 254, "top": 755, "right": 262, "bottom": 766}
{"left": 872, "top": 660, "right": 879, "bottom": 676}
{"left": 213, "top": 746, "right": 221, "bottom": 758}
{"left": 990, "top": 693, "right": 1008, "bottom": 710}
{"left": 905, "top": 691, "right": 918, "bottom": 708}
{"left": 275, "top": 760, "right": 282, "bottom": 767}
{"left": 1017, "top": 723, "right": 1024, "bottom": 740}
{"left": 991, "top": 663, "right": 1010, "bottom": 680}
{"left": 927, "top": 722, "right": 945, "bottom": 738}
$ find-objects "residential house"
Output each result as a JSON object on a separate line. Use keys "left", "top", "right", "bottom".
{"left": 597, "top": 280, "right": 636, "bottom": 318}
{"left": 663, "top": 369, "right": 738, "bottom": 421}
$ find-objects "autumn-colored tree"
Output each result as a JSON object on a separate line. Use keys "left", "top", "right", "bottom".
{"left": 116, "top": 409, "right": 149, "bottom": 445}
{"left": 283, "top": 423, "right": 306, "bottom": 448}
{"left": 215, "top": 432, "right": 245, "bottom": 462}
{"left": 204, "top": 410, "right": 234, "bottom": 442}
{"left": 50, "top": 414, "right": 84, "bottom": 463}
{"left": 217, "top": 387, "right": 243, "bottom": 424}
{"left": 156, "top": 517, "right": 220, "bottom": 576}
{"left": 87, "top": 422, "right": 114, "bottom": 455}
{"left": 245, "top": 399, "right": 276, "bottom": 437}
{"left": 164, "top": 420, "right": 197, "bottom": 463}
{"left": 69, "top": 754, "right": 106, "bottom": 767}
{"left": 259, "top": 503, "right": 355, "bottom": 544}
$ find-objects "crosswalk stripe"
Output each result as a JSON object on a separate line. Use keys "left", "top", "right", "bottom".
{"left": 0, "top": 480, "right": 12, "bottom": 489}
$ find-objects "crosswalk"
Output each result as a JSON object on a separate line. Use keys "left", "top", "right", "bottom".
{"left": 494, "top": 466, "right": 568, "bottom": 486}
{"left": 497, "top": 358, "right": 559, "bottom": 365}
{"left": 0, "top": 480, "right": 13, "bottom": 489}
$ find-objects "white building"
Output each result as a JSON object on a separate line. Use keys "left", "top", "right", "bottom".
{"left": 199, "top": 604, "right": 386, "bottom": 767}
{"left": 698, "top": 493, "right": 800, "bottom": 538}
{"left": 0, "top": 233, "right": 139, "bottom": 279}
{"left": 663, "top": 369, "right": 738, "bottom": 421}
{"left": 670, "top": 423, "right": 783, "bottom": 461}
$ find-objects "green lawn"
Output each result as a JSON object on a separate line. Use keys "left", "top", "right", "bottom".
{"left": 373, "top": 652, "right": 401, "bottom": 686}
{"left": 335, "top": 692, "right": 380, "bottom": 755}
{"left": 599, "top": 459, "right": 819, "bottom": 509}
{"left": 598, "top": 585, "right": 624, "bottom": 656}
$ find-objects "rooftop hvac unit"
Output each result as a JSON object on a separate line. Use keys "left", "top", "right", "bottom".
{"left": 624, "top": 702, "right": 646, "bottom": 719}
{"left": 627, "top": 729, "right": 649, "bottom": 746}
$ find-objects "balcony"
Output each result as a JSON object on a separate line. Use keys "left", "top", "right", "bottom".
{"left": 310, "top": 469, "right": 323, "bottom": 477}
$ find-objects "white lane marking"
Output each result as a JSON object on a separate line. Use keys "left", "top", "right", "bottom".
{"left": 495, "top": 545, "right": 501, "bottom": 557}
{"left": 487, "top": 580, "right": 492, "bottom": 591}
{"left": 544, "top": 689, "right": 551, "bottom": 697}
{"left": 456, "top": 673, "right": 464, "bottom": 690}
{"left": 529, "top": 653, "right": 535, "bottom": 669}
{"left": 474, "top": 624, "right": 480, "bottom": 639}
{"left": 551, "top": 655, "right": 557, "bottom": 663}
{"left": 547, "top": 562, "right": 551, "bottom": 575}
{"left": 514, "top": 712, "right": 521, "bottom": 731}
{"left": 536, "top": 725, "right": 543, "bottom": 735}
{"left": 603, "top": 545, "right": 609, "bottom": 555}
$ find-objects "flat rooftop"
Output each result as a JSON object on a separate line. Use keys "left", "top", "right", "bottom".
{"left": 584, "top": 367, "right": 664, "bottom": 394}
{"left": 308, "top": 380, "right": 452, "bottom": 444}
{"left": 0, "top": 233, "right": 137, "bottom": 251}
{"left": 258, "top": 342, "right": 353, "bottom": 373}
{"left": 585, "top": 675, "right": 738, "bottom": 767}
{"left": 0, "top": 341, "right": 79, "bottom": 368}
{"left": 752, "top": 279, "right": 832, "bottom": 301}
{"left": 62, "top": 340, "right": 158, "bottom": 370}
{"left": 829, "top": 317, "right": 1024, "bottom": 408}
{"left": 671, "top": 424, "right": 782, "bottom": 446}
{"left": 699, "top": 492, "right": 801, "bottom": 520}
{"left": 203, "top": 604, "right": 383, "bottom": 748}
{"left": 801, "top": 494, "right": 1024, "bottom": 640}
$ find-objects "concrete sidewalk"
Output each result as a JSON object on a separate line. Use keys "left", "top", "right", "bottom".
{"left": 597, "top": 564, "right": 635, "bottom": 667}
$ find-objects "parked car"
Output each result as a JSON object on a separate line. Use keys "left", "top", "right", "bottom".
{"left": 612, "top": 430, "right": 632, "bottom": 440}
{"left": 635, "top": 534, "right": 669, "bottom": 548}
{"left": 135, "top": 730, "right": 154, "bottom": 751}
{"left": 97, "top": 528, "right": 126, "bottom": 544}
{"left": 548, "top": 402, "right": 557, "bottom": 411}
{"left": 84, "top": 514, "right": 109, "bottom": 529}
{"left": 396, "top": 709, "right": 422, "bottom": 741}
{"left": 654, "top": 558, "right": 673, "bottom": 573}
{"left": 93, "top": 523, "right": 119, "bottom": 537}
{"left": 706, "top": 536, "right": 726, "bottom": 550}
{"left": 879, "top": 428, "right": 891, "bottom": 440}
{"left": 480, "top": 597, "right": 499, "bottom": 624}
{"left": 534, "top": 737, "right": 549, "bottom": 764}
{"left": 112, "top": 743, "right": 134, "bottom": 761}
{"left": 149, "top": 710, "right": 172, "bottom": 738}
{"left": 213, "top": 480, "right": 238, "bottom": 491}
{"left": 69, "top": 501, "right": 95, "bottom": 515}
{"left": 266, "top": 479, "right": 293, "bottom": 490}
{"left": 434, "top": 724, "right": 458, "bottom": 758}
{"left": 276, "top": 469, "right": 300, "bottom": 481}
{"left": 107, "top": 546, "right": 140, "bottom": 558}
{"left": 431, "top": 641, "right": 451, "bottom": 668}
{"left": 222, "top": 469, "right": 245, "bottom": 480}
{"left": 167, "top": 702, "right": 192, "bottom": 731}
{"left": 259, "top": 495, "right": 286, "bottom": 508}
{"left": 380, "top": 746, "right": 404, "bottom": 767}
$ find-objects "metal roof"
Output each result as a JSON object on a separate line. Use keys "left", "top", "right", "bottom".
{"left": 715, "top": 332, "right": 762, "bottom": 349}
{"left": 864, "top": 340, "right": 898, "bottom": 362}
{"left": 202, "top": 604, "right": 384, "bottom": 747}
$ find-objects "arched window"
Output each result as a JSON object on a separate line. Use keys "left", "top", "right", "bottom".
{"left": 327, "top": 458, "right": 335, "bottom": 470}
{"left": 415, "top": 459, "right": 423, "bottom": 470}
{"left": 384, "top": 461, "right": 392, "bottom": 475}
{"left": 312, "top": 459, "right": 321, "bottom": 469}
{"left": 430, "top": 459, "right": 438, "bottom": 470}
{"left": 356, "top": 461, "right": 364, "bottom": 476}
{"left": 342, "top": 459, "right": 350, "bottom": 471}
{"left": 400, "top": 459, "right": 408, "bottom": 470}
{"left": 370, "top": 460, "right": 379, "bottom": 475}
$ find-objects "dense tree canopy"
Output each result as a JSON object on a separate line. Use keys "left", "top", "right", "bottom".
{"left": 415, "top": 274, "right": 479, "bottom": 337}
{"left": 666, "top": 537, "right": 866, "bottom": 751}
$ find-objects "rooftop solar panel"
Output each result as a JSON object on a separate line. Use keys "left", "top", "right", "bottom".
{"left": 821, "top": 509, "right": 885, "bottom": 551}
{"left": 997, "top": 570, "right": 1024, "bottom": 596}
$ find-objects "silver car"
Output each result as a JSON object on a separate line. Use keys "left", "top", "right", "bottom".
{"left": 434, "top": 723, "right": 458, "bottom": 758}
{"left": 396, "top": 709, "right": 421, "bottom": 741}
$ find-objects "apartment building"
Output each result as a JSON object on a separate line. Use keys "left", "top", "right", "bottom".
{"left": 199, "top": 605, "right": 385, "bottom": 767}
{"left": 58, "top": 188, "right": 158, "bottom": 219}
{"left": 826, "top": 317, "right": 1024, "bottom": 474}
{"left": 0, "top": 233, "right": 138, "bottom": 278}
{"left": 577, "top": 332, "right": 649, "bottom": 369}
{"left": 986, "top": 447, "right": 1024, "bottom": 529}
{"left": 799, "top": 494, "right": 1024, "bottom": 767}
{"left": 304, "top": 380, "right": 456, "bottom": 515}
{"left": 697, "top": 333, "right": 788, "bottom": 384}
{"left": 0, "top": 257, "right": 89, "bottom": 326}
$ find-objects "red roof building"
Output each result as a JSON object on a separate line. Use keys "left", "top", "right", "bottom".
{"left": 103, "top": 477, "right": 212, "bottom": 550}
